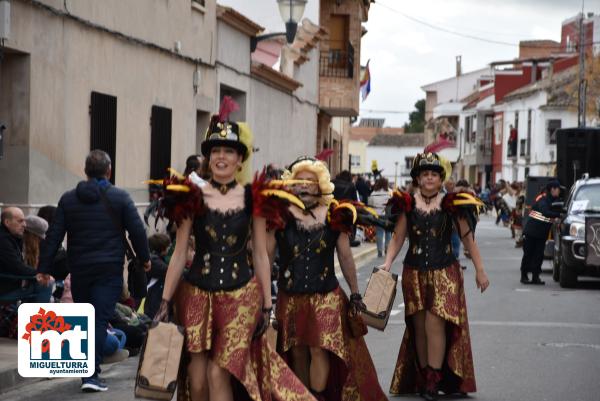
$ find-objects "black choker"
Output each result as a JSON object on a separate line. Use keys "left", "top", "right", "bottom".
{"left": 421, "top": 192, "right": 439, "bottom": 204}
{"left": 210, "top": 179, "right": 237, "bottom": 195}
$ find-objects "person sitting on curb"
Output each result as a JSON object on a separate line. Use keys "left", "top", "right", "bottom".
{"left": 0, "top": 207, "right": 52, "bottom": 303}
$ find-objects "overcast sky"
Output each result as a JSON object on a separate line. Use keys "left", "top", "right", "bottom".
{"left": 218, "top": 0, "right": 599, "bottom": 127}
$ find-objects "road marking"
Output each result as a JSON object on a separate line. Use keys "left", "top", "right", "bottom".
{"left": 385, "top": 320, "right": 600, "bottom": 329}
{"left": 390, "top": 310, "right": 401, "bottom": 316}
{"left": 514, "top": 288, "right": 532, "bottom": 292}
{"left": 539, "top": 342, "right": 600, "bottom": 350}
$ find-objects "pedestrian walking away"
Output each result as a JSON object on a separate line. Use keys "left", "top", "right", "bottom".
{"left": 381, "top": 152, "right": 490, "bottom": 401}
{"left": 519, "top": 180, "right": 562, "bottom": 285}
{"left": 260, "top": 156, "right": 388, "bottom": 401}
{"left": 37, "top": 150, "right": 151, "bottom": 393}
{"left": 152, "top": 97, "right": 315, "bottom": 401}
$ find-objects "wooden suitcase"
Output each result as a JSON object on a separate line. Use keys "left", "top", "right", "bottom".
{"left": 361, "top": 268, "right": 398, "bottom": 331}
{"left": 135, "top": 321, "right": 185, "bottom": 400}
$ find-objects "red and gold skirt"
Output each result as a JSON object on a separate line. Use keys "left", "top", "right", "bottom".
{"left": 175, "top": 277, "right": 315, "bottom": 401}
{"left": 389, "top": 262, "right": 476, "bottom": 395}
{"left": 276, "top": 286, "right": 387, "bottom": 401}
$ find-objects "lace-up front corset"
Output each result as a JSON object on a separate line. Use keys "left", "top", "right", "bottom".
{"left": 187, "top": 208, "right": 253, "bottom": 291}
{"left": 276, "top": 221, "right": 339, "bottom": 294}
{"left": 403, "top": 208, "right": 455, "bottom": 271}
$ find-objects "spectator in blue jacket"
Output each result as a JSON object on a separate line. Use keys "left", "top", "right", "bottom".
{"left": 38, "top": 150, "right": 150, "bottom": 393}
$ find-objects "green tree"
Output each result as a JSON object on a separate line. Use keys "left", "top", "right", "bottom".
{"left": 403, "top": 99, "right": 425, "bottom": 133}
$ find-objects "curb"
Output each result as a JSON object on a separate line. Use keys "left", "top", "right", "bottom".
{"left": 0, "top": 368, "right": 42, "bottom": 395}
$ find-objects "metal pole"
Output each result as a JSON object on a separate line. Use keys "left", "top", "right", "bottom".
{"left": 394, "top": 161, "right": 399, "bottom": 189}
{"left": 578, "top": 10, "right": 586, "bottom": 127}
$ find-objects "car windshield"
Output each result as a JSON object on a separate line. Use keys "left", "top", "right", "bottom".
{"left": 570, "top": 184, "right": 600, "bottom": 213}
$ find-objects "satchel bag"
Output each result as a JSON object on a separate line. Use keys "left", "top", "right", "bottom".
{"left": 362, "top": 268, "right": 398, "bottom": 331}
{"left": 135, "top": 321, "right": 185, "bottom": 400}
{"left": 99, "top": 188, "right": 148, "bottom": 299}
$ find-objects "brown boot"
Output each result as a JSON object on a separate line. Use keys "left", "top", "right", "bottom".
{"left": 423, "top": 366, "right": 442, "bottom": 401}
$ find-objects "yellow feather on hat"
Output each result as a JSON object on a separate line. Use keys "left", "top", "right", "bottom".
{"left": 235, "top": 122, "right": 254, "bottom": 185}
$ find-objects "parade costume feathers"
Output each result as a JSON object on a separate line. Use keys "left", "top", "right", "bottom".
{"left": 252, "top": 169, "right": 306, "bottom": 230}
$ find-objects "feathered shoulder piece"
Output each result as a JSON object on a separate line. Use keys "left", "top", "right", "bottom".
{"left": 147, "top": 168, "right": 205, "bottom": 225}
{"left": 388, "top": 190, "right": 413, "bottom": 215}
{"left": 327, "top": 200, "right": 357, "bottom": 234}
{"left": 442, "top": 191, "right": 485, "bottom": 237}
{"left": 251, "top": 169, "right": 306, "bottom": 230}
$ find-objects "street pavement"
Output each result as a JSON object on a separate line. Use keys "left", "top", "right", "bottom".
{"left": 2, "top": 215, "right": 599, "bottom": 401}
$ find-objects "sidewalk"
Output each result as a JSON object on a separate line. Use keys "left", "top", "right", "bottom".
{"left": 0, "top": 241, "right": 378, "bottom": 394}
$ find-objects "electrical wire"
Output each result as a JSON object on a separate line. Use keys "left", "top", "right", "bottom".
{"left": 375, "top": 0, "right": 600, "bottom": 49}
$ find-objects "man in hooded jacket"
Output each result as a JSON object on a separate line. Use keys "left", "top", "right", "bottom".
{"left": 38, "top": 150, "right": 150, "bottom": 392}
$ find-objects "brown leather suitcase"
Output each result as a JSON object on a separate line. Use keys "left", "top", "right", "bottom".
{"left": 135, "top": 321, "right": 185, "bottom": 400}
{"left": 361, "top": 268, "right": 398, "bottom": 331}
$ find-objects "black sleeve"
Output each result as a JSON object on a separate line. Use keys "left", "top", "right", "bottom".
{"left": 122, "top": 193, "right": 151, "bottom": 263}
{"left": 539, "top": 197, "right": 561, "bottom": 219}
{"left": 0, "top": 236, "right": 37, "bottom": 277}
{"left": 38, "top": 198, "right": 68, "bottom": 275}
{"left": 148, "top": 255, "right": 168, "bottom": 280}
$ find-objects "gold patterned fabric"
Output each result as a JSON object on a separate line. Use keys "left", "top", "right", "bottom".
{"left": 276, "top": 286, "right": 388, "bottom": 401}
{"left": 389, "top": 262, "right": 476, "bottom": 395}
{"left": 175, "top": 277, "right": 315, "bottom": 401}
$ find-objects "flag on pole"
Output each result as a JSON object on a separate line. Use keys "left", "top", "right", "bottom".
{"left": 360, "top": 60, "right": 371, "bottom": 101}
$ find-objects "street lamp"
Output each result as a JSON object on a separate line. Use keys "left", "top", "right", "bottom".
{"left": 250, "top": 0, "right": 307, "bottom": 52}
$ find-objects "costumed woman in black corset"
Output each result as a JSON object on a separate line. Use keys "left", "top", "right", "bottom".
{"left": 258, "top": 156, "right": 387, "bottom": 401}
{"left": 381, "top": 152, "right": 490, "bottom": 401}
{"left": 153, "top": 98, "right": 316, "bottom": 401}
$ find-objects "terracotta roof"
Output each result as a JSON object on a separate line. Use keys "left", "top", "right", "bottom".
{"left": 369, "top": 133, "right": 425, "bottom": 147}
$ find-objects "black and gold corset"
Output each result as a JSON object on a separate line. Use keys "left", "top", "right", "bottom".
{"left": 186, "top": 187, "right": 254, "bottom": 291}
{"left": 403, "top": 208, "right": 456, "bottom": 271}
{"left": 276, "top": 220, "right": 340, "bottom": 294}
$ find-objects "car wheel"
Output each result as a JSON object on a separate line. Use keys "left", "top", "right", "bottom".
{"left": 559, "top": 254, "right": 577, "bottom": 288}
{"left": 552, "top": 251, "right": 560, "bottom": 282}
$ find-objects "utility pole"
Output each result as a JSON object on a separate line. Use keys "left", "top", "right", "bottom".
{"left": 578, "top": 9, "right": 587, "bottom": 127}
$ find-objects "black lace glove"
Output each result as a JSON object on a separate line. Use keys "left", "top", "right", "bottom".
{"left": 153, "top": 299, "right": 171, "bottom": 323}
{"left": 349, "top": 293, "right": 366, "bottom": 315}
{"left": 253, "top": 306, "right": 272, "bottom": 339}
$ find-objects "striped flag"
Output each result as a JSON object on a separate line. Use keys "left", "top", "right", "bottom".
{"left": 360, "top": 60, "right": 371, "bottom": 101}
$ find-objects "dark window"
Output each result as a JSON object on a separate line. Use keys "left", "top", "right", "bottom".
{"left": 192, "top": 0, "right": 205, "bottom": 7}
{"left": 519, "top": 139, "right": 528, "bottom": 156}
{"left": 150, "top": 106, "right": 172, "bottom": 180}
{"left": 405, "top": 157, "right": 412, "bottom": 170}
{"left": 547, "top": 119, "right": 561, "bottom": 144}
{"left": 90, "top": 91, "right": 117, "bottom": 184}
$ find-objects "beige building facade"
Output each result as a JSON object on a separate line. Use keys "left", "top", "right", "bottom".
{"left": 1, "top": 0, "right": 218, "bottom": 205}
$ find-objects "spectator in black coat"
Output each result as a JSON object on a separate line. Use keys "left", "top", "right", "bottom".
{"left": 355, "top": 175, "right": 372, "bottom": 204}
{"left": 0, "top": 207, "right": 52, "bottom": 302}
{"left": 37, "top": 150, "right": 150, "bottom": 392}
{"left": 332, "top": 170, "right": 358, "bottom": 201}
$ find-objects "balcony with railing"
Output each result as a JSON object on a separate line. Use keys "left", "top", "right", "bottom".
{"left": 319, "top": 41, "right": 359, "bottom": 116}
{"left": 319, "top": 43, "right": 354, "bottom": 78}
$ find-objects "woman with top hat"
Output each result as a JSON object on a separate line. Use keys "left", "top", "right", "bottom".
{"left": 257, "top": 156, "right": 387, "bottom": 401}
{"left": 381, "top": 152, "right": 490, "bottom": 401}
{"left": 153, "top": 98, "right": 315, "bottom": 401}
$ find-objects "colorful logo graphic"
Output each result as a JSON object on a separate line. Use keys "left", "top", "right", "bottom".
{"left": 18, "top": 303, "right": 95, "bottom": 378}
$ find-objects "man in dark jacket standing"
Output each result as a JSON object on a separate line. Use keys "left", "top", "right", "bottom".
{"left": 0, "top": 207, "right": 52, "bottom": 302}
{"left": 519, "top": 180, "right": 562, "bottom": 285}
{"left": 38, "top": 150, "right": 150, "bottom": 392}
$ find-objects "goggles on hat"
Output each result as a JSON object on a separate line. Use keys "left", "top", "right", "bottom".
{"left": 206, "top": 122, "right": 239, "bottom": 142}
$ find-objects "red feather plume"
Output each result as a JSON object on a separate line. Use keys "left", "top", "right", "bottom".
{"left": 328, "top": 203, "right": 354, "bottom": 234}
{"left": 252, "top": 169, "right": 293, "bottom": 230}
{"left": 388, "top": 190, "right": 413, "bottom": 215}
{"left": 218, "top": 96, "right": 239, "bottom": 123}
{"left": 159, "top": 176, "right": 205, "bottom": 224}
{"left": 315, "top": 148, "right": 334, "bottom": 161}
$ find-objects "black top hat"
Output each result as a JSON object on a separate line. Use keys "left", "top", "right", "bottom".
{"left": 410, "top": 152, "right": 446, "bottom": 180}
{"left": 200, "top": 120, "right": 248, "bottom": 161}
